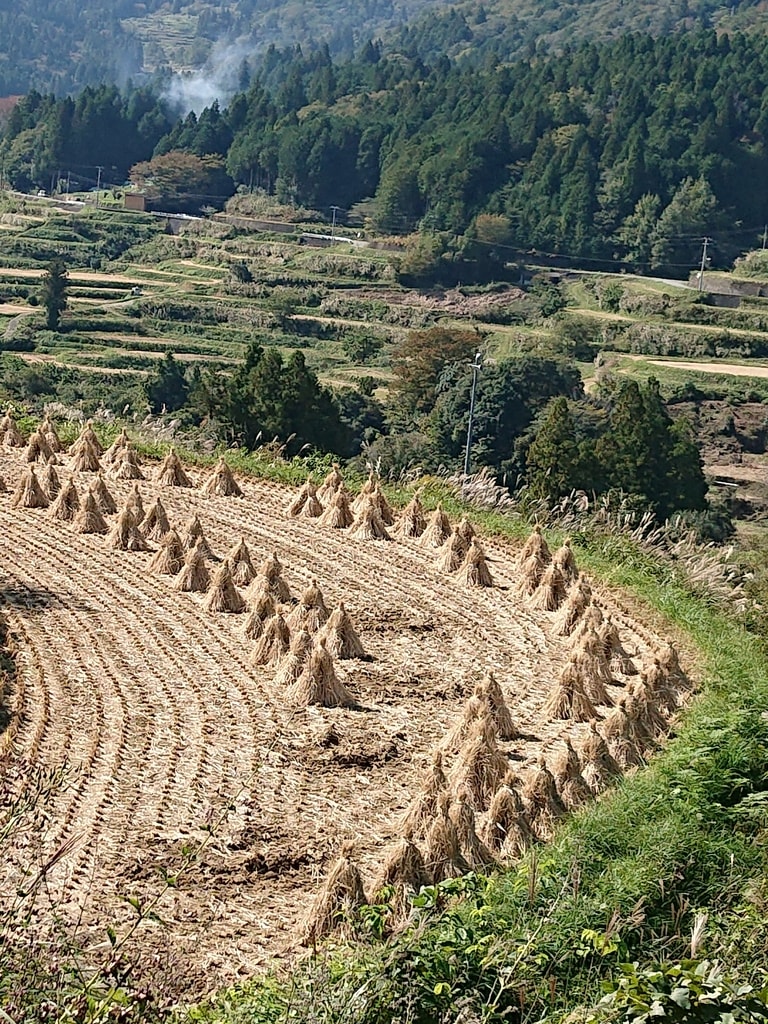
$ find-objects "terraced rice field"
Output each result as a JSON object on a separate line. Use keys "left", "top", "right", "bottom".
{"left": 0, "top": 442, "right": 672, "bottom": 994}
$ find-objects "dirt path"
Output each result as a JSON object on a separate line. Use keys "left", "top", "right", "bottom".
{"left": 625, "top": 355, "right": 768, "bottom": 378}
{"left": 14, "top": 352, "right": 149, "bottom": 375}
{"left": 0, "top": 449, "right": 668, "bottom": 995}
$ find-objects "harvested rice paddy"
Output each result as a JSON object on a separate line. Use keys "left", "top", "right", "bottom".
{"left": 0, "top": 435, "right": 678, "bottom": 995}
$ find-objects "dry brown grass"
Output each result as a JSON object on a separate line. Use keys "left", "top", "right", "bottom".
{"left": 110, "top": 449, "right": 144, "bottom": 481}
{"left": 529, "top": 562, "right": 567, "bottom": 611}
{"left": 180, "top": 515, "right": 216, "bottom": 559}
{"left": 227, "top": 537, "right": 255, "bottom": 586}
{"left": 449, "top": 715, "right": 508, "bottom": 810}
{"left": 274, "top": 629, "right": 313, "bottom": 688}
{"left": 420, "top": 505, "right": 451, "bottom": 548}
{"left": 400, "top": 751, "right": 448, "bottom": 838}
{"left": 318, "top": 488, "right": 353, "bottom": 529}
{"left": 71, "top": 441, "right": 101, "bottom": 474}
{"left": 143, "top": 497, "right": 171, "bottom": 543}
{"left": 349, "top": 497, "right": 391, "bottom": 541}
{"left": 372, "top": 838, "right": 431, "bottom": 920}
{"left": 40, "top": 458, "right": 61, "bottom": 501}
{"left": 436, "top": 529, "right": 466, "bottom": 573}
{"left": 554, "top": 578, "right": 592, "bottom": 636}
{"left": 482, "top": 774, "right": 533, "bottom": 858}
{"left": 40, "top": 415, "right": 62, "bottom": 453}
{"left": 251, "top": 611, "right": 290, "bottom": 667}
{"left": 459, "top": 539, "right": 493, "bottom": 588}
{"left": 423, "top": 792, "right": 469, "bottom": 882}
{"left": 543, "top": 661, "right": 598, "bottom": 722}
{"left": 287, "top": 580, "right": 329, "bottom": 633}
{"left": 551, "top": 739, "right": 591, "bottom": 810}
{"left": 476, "top": 673, "right": 518, "bottom": 741}
{"left": 90, "top": 473, "right": 116, "bottom": 515}
{"left": 449, "top": 788, "right": 496, "bottom": 870}
{"left": 126, "top": 483, "right": 145, "bottom": 526}
{"left": 25, "top": 429, "right": 53, "bottom": 464}
{"left": 255, "top": 551, "right": 292, "bottom": 603}
{"left": 552, "top": 538, "right": 578, "bottom": 582}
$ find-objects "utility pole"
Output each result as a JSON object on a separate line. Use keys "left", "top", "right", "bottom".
{"left": 762, "top": 224, "right": 767, "bottom": 250}
{"left": 697, "top": 236, "right": 711, "bottom": 292}
{"left": 95, "top": 165, "right": 103, "bottom": 207}
{"left": 330, "top": 204, "right": 341, "bottom": 242}
{"left": 463, "top": 351, "right": 483, "bottom": 482}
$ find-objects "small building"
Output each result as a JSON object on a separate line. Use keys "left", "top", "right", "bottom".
{"left": 124, "top": 193, "right": 148, "bottom": 213}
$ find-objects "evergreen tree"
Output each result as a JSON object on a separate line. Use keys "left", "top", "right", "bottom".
{"left": 144, "top": 352, "right": 189, "bottom": 413}
{"left": 40, "top": 260, "right": 68, "bottom": 331}
{"left": 525, "top": 397, "right": 585, "bottom": 500}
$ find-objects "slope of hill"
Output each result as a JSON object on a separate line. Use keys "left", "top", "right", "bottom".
{"left": 0, "top": 0, "right": 764, "bottom": 97}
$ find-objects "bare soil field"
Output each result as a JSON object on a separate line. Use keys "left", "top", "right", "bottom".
{"left": 0, "top": 445, "right": 669, "bottom": 995}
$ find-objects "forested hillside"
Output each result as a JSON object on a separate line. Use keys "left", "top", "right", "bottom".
{"left": 0, "top": 0, "right": 763, "bottom": 95}
{"left": 5, "top": 30, "right": 768, "bottom": 272}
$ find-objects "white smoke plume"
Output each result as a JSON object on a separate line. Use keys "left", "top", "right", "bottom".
{"left": 163, "top": 38, "right": 253, "bottom": 114}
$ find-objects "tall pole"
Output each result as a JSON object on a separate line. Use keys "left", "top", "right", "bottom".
{"left": 698, "top": 236, "right": 710, "bottom": 292}
{"left": 95, "top": 165, "right": 103, "bottom": 207}
{"left": 330, "top": 204, "right": 341, "bottom": 242}
{"left": 463, "top": 351, "right": 483, "bottom": 480}
{"left": 762, "top": 225, "right": 767, "bottom": 250}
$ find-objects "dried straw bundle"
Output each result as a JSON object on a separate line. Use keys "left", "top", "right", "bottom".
{"left": 349, "top": 497, "right": 392, "bottom": 541}
{"left": 288, "top": 641, "right": 353, "bottom": 708}
{"left": 275, "top": 629, "right": 313, "bottom": 688}
{"left": 459, "top": 539, "right": 493, "bottom": 588}
{"left": 579, "top": 719, "right": 622, "bottom": 795}
{"left": 482, "top": 774, "right": 533, "bottom": 857}
{"left": 287, "top": 579, "right": 329, "bottom": 633}
{"left": 173, "top": 542, "right": 211, "bottom": 592}
{"left": 287, "top": 477, "right": 318, "bottom": 517}
{"left": 49, "top": 477, "right": 80, "bottom": 521}
{"left": 551, "top": 739, "right": 591, "bottom": 811}
{"left": 625, "top": 679, "right": 668, "bottom": 743}
{"left": 521, "top": 757, "right": 566, "bottom": 840}
{"left": 554, "top": 578, "right": 593, "bottom": 636}
{"left": 251, "top": 611, "right": 291, "bottom": 667}
{"left": 40, "top": 458, "right": 61, "bottom": 500}
{"left": 302, "top": 842, "right": 367, "bottom": 946}
{"left": 203, "top": 560, "right": 246, "bottom": 614}
{"left": 201, "top": 457, "right": 243, "bottom": 497}
{"left": 72, "top": 490, "right": 109, "bottom": 535}
{"left": 40, "top": 415, "right": 63, "bottom": 453}
{"left": 400, "top": 751, "right": 448, "bottom": 838}
{"left": 449, "top": 789, "right": 496, "bottom": 870}
{"left": 11, "top": 467, "right": 49, "bottom": 509}
{"left": 72, "top": 441, "right": 101, "bottom": 473}
{"left": 570, "top": 603, "right": 604, "bottom": 642}
{"left": 436, "top": 529, "right": 466, "bottom": 573}
{"left": 25, "top": 429, "right": 53, "bottom": 464}
{"left": 600, "top": 696, "right": 644, "bottom": 769}
{"left": 180, "top": 515, "right": 215, "bottom": 559}
{"left": 372, "top": 838, "right": 431, "bottom": 919}
{"left": 543, "top": 662, "right": 598, "bottom": 722}
{"left": 420, "top": 504, "right": 451, "bottom": 548}
{"left": 227, "top": 537, "right": 255, "bottom": 586}
{"left": 315, "top": 602, "right": 365, "bottom": 661}
{"left": 317, "top": 463, "right": 344, "bottom": 502}
{"left": 552, "top": 538, "right": 578, "bottom": 582}
{"left": 0, "top": 410, "right": 23, "bottom": 448}
{"left": 90, "top": 473, "right": 117, "bottom": 515}
{"left": 106, "top": 507, "right": 148, "bottom": 552}
{"left": 642, "top": 658, "right": 678, "bottom": 715}
{"left": 111, "top": 449, "right": 144, "bottom": 480}
{"left": 518, "top": 525, "right": 551, "bottom": 568}
{"left": 102, "top": 428, "right": 130, "bottom": 466}
{"left": 0, "top": 475, "right": 6, "bottom": 493}
{"left": 318, "top": 488, "right": 354, "bottom": 529}
{"left": 245, "top": 576, "right": 277, "bottom": 620}
{"left": 143, "top": 497, "right": 171, "bottom": 542}
{"left": 449, "top": 715, "right": 509, "bottom": 811}
{"left": 370, "top": 483, "right": 394, "bottom": 526}
{"left": 70, "top": 421, "right": 103, "bottom": 457}
{"left": 569, "top": 636, "right": 615, "bottom": 706}
{"left": 657, "top": 640, "right": 686, "bottom": 688}
{"left": 351, "top": 470, "right": 377, "bottom": 512}
{"left": 442, "top": 695, "right": 484, "bottom": 753}
{"left": 598, "top": 617, "right": 636, "bottom": 676}
{"left": 155, "top": 448, "right": 192, "bottom": 487}
{"left": 529, "top": 561, "right": 567, "bottom": 611}
{"left": 476, "top": 673, "right": 519, "bottom": 741}
{"left": 255, "top": 551, "right": 292, "bottom": 603}
{"left": 126, "top": 483, "right": 145, "bottom": 526}
{"left": 457, "top": 518, "right": 476, "bottom": 548}
{"left": 148, "top": 528, "right": 184, "bottom": 575}
{"left": 423, "top": 792, "right": 469, "bottom": 882}
{"left": 396, "top": 491, "right": 426, "bottom": 539}
{"left": 516, "top": 552, "right": 545, "bottom": 597}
